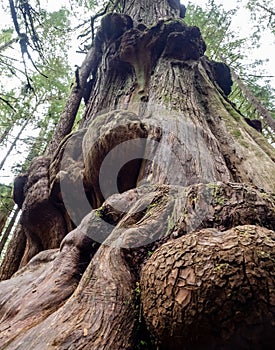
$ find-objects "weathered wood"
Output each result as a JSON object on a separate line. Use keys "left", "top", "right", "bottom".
{"left": 141, "top": 225, "right": 275, "bottom": 350}
{"left": 0, "top": 183, "right": 274, "bottom": 349}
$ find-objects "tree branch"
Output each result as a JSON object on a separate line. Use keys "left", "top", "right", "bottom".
{"left": 0, "top": 37, "right": 18, "bottom": 52}
{"left": 255, "top": 3, "right": 275, "bottom": 16}
{"left": 46, "top": 46, "right": 100, "bottom": 156}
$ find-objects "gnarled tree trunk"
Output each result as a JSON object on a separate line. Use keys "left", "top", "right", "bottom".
{"left": 0, "top": 1, "right": 274, "bottom": 349}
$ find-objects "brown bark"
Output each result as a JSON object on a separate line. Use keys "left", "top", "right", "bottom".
{"left": 0, "top": 213, "right": 8, "bottom": 237}
{"left": 0, "top": 228, "right": 97, "bottom": 347}
{"left": 0, "top": 182, "right": 274, "bottom": 349}
{"left": 0, "top": 0, "right": 274, "bottom": 349}
{"left": 0, "top": 206, "right": 20, "bottom": 255}
{"left": 0, "top": 224, "right": 26, "bottom": 281}
{"left": 141, "top": 225, "right": 275, "bottom": 350}
{"left": 18, "top": 156, "right": 68, "bottom": 265}
{"left": 123, "top": 0, "right": 182, "bottom": 25}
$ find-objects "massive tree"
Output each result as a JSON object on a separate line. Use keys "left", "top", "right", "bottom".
{"left": 0, "top": 0, "right": 274, "bottom": 349}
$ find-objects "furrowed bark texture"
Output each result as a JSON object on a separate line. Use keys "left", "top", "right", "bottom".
{"left": 0, "top": 212, "right": 9, "bottom": 237}
{"left": 141, "top": 225, "right": 275, "bottom": 350}
{"left": 0, "top": 0, "right": 274, "bottom": 349}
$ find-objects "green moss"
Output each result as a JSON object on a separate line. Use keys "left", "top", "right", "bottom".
{"left": 207, "top": 183, "right": 225, "bottom": 206}
{"left": 134, "top": 282, "right": 141, "bottom": 296}
{"left": 238, "top": 228, "right": 250, "bottom": 238}
{"left": 232, "top": 129, "right": 242, "bottom": 138}
{"left": 258, "top": 251, "right": 275, "bottom": 262}
{"left": 215, "top": 263, "right": 229, "bottom": 271}
{"left": 164, "top": 215, "right": 174, "bottom": 236}
{"left": 94, "top": 207, "right": 104, "bottom": 218}
{"left": 255, "top": 150, "right": 264, "bottom": 157}
{"left": 239, "top": 140, "right": 249, "bottom": 148}
{"left": 81, "top": 269, "right": 96, "bottom": 286}
{"left": 182, "top": 207, "right": 188, "bottom": 220}
{"left": 218, "top": 96, "right": 242, "bottom": 122}
{"left": 146, "top": 203, "right": 158, "bottom": 212}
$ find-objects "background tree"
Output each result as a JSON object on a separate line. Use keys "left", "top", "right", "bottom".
{"left": 0, "top": 2, "right": 74, "bottom": 267}
{"left": 185, "top": 0, "right": 275, "bottom": 140}
{"left": 0, "top": 2, "right": 74, "bottom": 160}
{"left": 247, "top": 0, "right": 275, "bottom": 35}
{"left": 0, "top": 184, "right": 14, "bottom": 236}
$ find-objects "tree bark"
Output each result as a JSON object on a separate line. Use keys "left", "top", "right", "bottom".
{"left": 0, "top": 183, "right": 274, "bottom": 349}
{"left": 0, "top": 223, "right": 26, "bottom": 281}
{"left": 0, "top": 206, "right": 20, "bottom": 256}
{"left": 0, "top": 213, "right": 9, "bottom": 237}
{"left": 141, "top": 225, "right": 275, "bottom": 350}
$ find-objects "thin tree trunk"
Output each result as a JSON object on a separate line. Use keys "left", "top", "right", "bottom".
{"left": 0, "top": 222, "right": 26, "bottom": 281}
{"left": 232, "top": 69, "right": 275, "bottom": 130}
{"left": 0, "top": 127, "right": 47, "bottom": 268}
{"left": 0, "top": 187, "right": 13, "bottom": 237}
{"left": 46, "top": 46, "right": 100, "bottom": 156}
{"left": 0, "top": 205, "right": 14, "bottom": 238}
{"left": 255, "top": 2, "right": 275, "bottom": 16}
{"left": 0, "top": 118, "right": 30, "bottom": 170}
{"left": 0, "top": 216, "right": 7, "bottom": 237}
{"left": 221, "top": 56, "right": 275, "bottom": 131}
{"left": 0, "top": 124, "right": 13, "bottom": 144}
{"left": 0, "top": 206, "right": 20, "bottom": 256}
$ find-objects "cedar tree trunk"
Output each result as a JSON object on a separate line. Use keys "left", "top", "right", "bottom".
{"left": 0, "top": 1, "right": 274, "bottom": 349}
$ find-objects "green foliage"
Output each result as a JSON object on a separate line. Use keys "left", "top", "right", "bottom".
{"left": 73, "top": 0, "right": 99, "bottom": 10}
{"left": 0, "top": 4, "right": 75, "bottom": 176}
{"left": 0, "top": 0, "right": 107, "bottom": 183}
{"left": 185, "top": 1, "right": 244, "bottom": 62}
{"left": 0, "top": 28, "right": 13, "bottom": 46}
{"left": 247, "top": 0, "right": 275, "bottom": 35}
{"left": 231, "top": 78, "right": 275, "bottom": 119}
{"left": 0, "top": 184, "right": 14, "bottom": 218}
{"left": 185, "top": 1, "right": 275, "bottom": 141}
{"left": 37, "top": 8, "right": 71, "bottom": 58}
